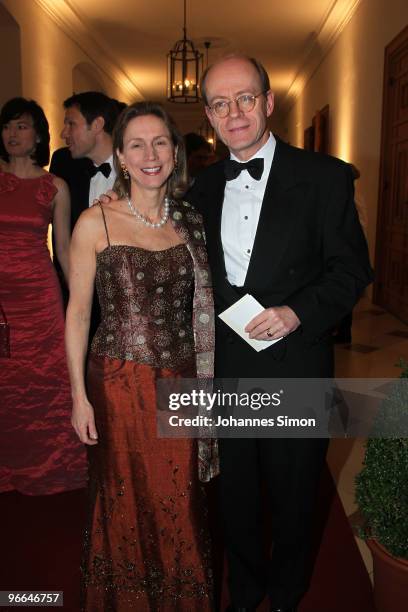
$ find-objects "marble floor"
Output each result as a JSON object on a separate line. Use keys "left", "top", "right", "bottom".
{"left": 327, "top": 297, "right": 408, "bottom": 580}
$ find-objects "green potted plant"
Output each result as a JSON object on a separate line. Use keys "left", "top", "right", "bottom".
{"left": 355, "top": 359, "right": 408, "bottom": 612}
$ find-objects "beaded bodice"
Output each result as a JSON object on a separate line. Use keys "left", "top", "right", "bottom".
{"left": 91, "top": 243, "right": 195, "bottom": 370}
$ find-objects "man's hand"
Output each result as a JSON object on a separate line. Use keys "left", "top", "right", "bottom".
{"left": 92, "top": 189, "right": 118, "bottom": 206}
{"left": 245, "top": 305, "right": 300, "bottom": 340}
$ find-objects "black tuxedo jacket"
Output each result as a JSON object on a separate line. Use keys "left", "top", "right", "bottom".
{"left": 187, "top": 138, "right": 373, "bottom": 378}
{"left": 50, "top": 147, "right": 94, "bottom": 231}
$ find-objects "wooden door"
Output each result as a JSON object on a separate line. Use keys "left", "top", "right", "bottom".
{"left": 374, "top": 26, "right": 408, "bottom": 322}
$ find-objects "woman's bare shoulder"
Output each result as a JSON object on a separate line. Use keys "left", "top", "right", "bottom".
{"left": 72, "top": 204, "right": 105, "bottom": 238}
{"left": 49, "top": 173, "right": 66, "bottom": 189}
{"left": 48, "top": 174, "right": 70, "bottom": 198}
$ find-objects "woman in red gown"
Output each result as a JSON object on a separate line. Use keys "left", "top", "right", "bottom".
{"left": 66, "top": 102, "right": 218, "bottom": 611}
{"left": 0, "top": 97, "right": 87, "bottom": 495}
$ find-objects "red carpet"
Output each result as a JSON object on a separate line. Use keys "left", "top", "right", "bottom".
{"left": 0, "top": 466, "right": 374, "bottom": 612}
{"left": 298, "top": 467, "right": 375, "bottom": 612}
{"left": 0, "top": 488, "right": 87, "bottom": 611}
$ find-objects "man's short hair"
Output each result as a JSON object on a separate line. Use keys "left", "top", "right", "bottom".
{"left": 63, "top": 91, "right": 120, "bottom": 135}
{"left": 200, "top": 54, "right": 271, "bottom": 106}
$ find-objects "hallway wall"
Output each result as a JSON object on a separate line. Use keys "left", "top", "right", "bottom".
{"left": 282, "top": 0, "right": 408, "bottom": 269}
{"left": 0, "top": 3, "right": 22, "bottom": 108}
{"left": 0, "top": 0, "right": 135, "bottom": 156}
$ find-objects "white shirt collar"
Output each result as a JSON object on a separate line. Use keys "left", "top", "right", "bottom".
{"left": 229, "top": 132, "right": 276, "bottom": 182}
{"left": 230, "top": 132, "right": 276, "bottom": 163}
{"left": 93, "top": 154, "right": 114, "bottom": 168}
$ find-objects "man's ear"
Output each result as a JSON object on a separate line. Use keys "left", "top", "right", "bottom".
{"left": 205, "top": 106, "right": 215, "bottom": 128}
{"left": 92, "top": 116, "right": 105, "bottom": 134}
{"left": 265, "top": 91, "right": 274, "bottom": 118}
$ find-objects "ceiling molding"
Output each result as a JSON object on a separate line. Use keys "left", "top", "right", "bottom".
{"left": 282, "top": 0, "right": 362, "bottom": 112}
{"left": 33, "top": 0, "right": 143, "bottom": 100}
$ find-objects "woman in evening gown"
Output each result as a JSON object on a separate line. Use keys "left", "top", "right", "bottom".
{"left": 65, "top": 101, "right": 218, "bottom": 611}
{"left": 0, "top": 97, "right": 87, "bottom": 496}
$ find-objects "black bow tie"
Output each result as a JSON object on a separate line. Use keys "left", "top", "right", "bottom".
{"left": 88, "top": 162, "right": 111, "bottom": 179}
{"left": 224, "top": 157, "right": 264, "bottom": 181}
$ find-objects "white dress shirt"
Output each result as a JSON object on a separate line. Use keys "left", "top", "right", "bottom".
{"left": 221, "top": 133, "right": 276, "bottom": 286}
{"left": 88, "top": 155, "right": 116, "bottom": 207}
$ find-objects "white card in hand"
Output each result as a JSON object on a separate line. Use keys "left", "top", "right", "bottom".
{"left": 218, "top": 294, "right": 283, "bottom": 352}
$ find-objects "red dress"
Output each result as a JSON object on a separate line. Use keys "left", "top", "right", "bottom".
{"left": 0, "top": 170, "right": 87, "bottom": 495}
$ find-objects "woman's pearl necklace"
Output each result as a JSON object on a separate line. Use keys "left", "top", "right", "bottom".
{"left": 126, "top": 195, "right": 170, "bottom": 229}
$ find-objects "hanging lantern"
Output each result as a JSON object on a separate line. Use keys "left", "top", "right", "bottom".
{"left": 167, "top": 0, "right": 202, "bottom": 103}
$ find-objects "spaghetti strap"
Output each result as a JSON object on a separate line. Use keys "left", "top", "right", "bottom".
{"left": 98, "top": 202, "right": 111, "bottom": 247}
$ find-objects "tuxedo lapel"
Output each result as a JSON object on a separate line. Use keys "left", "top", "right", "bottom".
{"left": 244, "top": 139, "right": 302, "bottom": 290}
{"left": 198, "top": 165, "right": 246, "bottom": 308}
{"left": 70, "top": 166, "right": 91, "bottom": 227}
{"left": 201, "top": 165, "right": 227, "bottom": 281}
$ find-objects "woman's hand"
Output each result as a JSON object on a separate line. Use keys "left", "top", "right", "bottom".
{"left": 92, "top": 189, "right": 118, "bottom": 206}
{"left": 72, "top": 397, "right": 98, "bottom": 445}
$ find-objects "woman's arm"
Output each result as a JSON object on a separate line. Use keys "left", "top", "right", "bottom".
{"left": 52, "top": 177, "right": 71, "bottom": 285}
{"left": 65, "top": 210, "right": 99, "bottom": 445}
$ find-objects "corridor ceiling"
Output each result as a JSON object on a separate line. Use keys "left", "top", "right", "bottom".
{"left": 39, "top": 0, "right": 361, "bottom": 123}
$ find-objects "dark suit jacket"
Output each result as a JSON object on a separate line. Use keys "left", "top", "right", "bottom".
{"left": 50, "top": 147, "right": 94, "bottom": 231}
{"left": 187, "top": 137, "right": 374, "bottom": 378}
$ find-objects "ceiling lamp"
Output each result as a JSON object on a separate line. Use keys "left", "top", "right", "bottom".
{"left": 167, "top": 0, "right": 202, "bottom": 103}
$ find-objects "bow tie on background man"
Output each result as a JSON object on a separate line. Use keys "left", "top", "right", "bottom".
{"left": 224, "top": 157, "right": 264, "bottom": 181}
{"left": 88, "top": 162, "right": 111, "bottom": 179}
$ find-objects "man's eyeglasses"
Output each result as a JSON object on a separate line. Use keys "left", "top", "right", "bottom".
{"left": 207, "top": 91, "right": 267, "bottom": 118}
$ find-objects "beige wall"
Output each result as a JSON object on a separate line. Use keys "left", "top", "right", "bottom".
{"left": 0, "top": 3, "right": 22, "bottom": 108}
{"left": 1, "top": 0, "right": 133, "bottom": 156}
{"left": 73, "top": 63, "right": 107, "bottom": 95}
{"left": 283, "top": 0, "right": 408, "bottom": 269}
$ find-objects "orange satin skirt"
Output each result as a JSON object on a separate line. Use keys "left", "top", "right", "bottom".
{"left": 82, "top": 355, "right": 213, "bottom": 611}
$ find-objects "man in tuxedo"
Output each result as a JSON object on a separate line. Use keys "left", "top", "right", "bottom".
{"left": 50, "top": 92, "right": 122, "bottom": 334}
{"left": 50, "top": 92, "right": 122, "bottom": 230}
{"left": 187, "top": 55, "right": 373, "bottom": 612}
